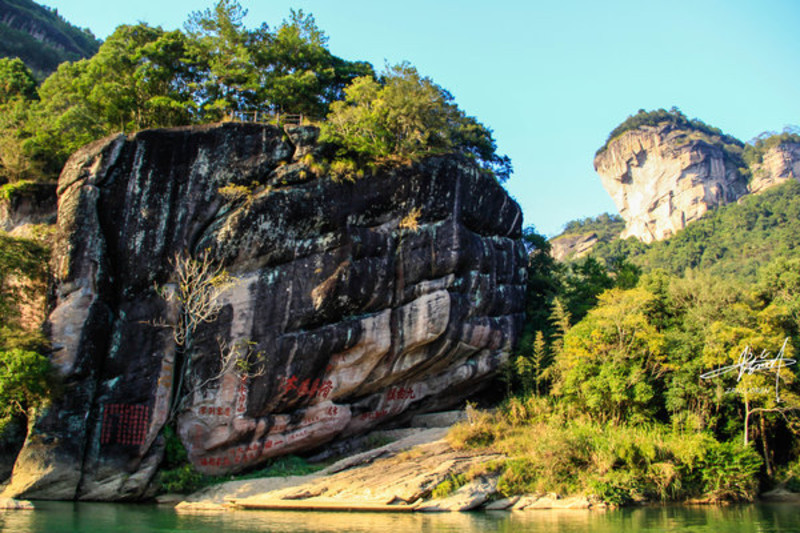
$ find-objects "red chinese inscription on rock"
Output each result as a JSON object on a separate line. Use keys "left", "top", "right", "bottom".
{"left": 100, "top": 404, "right": 150, "bottom": 446}
{"left": 279, "top": 376, "right": 333, "bottom": 400}
{"left": 386, "top": 387, "right": 416, "bottom": 401}
{"left": 359, "top": 409, "right": 388, "bottom": 421}
{"left": 198, "top": 406, "right": 232, "bottom": 417}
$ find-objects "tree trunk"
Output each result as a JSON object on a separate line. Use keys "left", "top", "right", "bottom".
{"left": 760, "top": 414, "right": 774, "bottom": 478}
{"left": 744, "top": 398, "right": 751, "bottom": 446}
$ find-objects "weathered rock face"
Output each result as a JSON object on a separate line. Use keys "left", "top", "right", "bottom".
{"left": 594, "top": 124, "right": 748, "bottom": 243}
{"left": 749, "top": 142, "right": 800, "bottom": 194}
{"left": 549, "top": 232, "right": 600, "bottom": 262}
{"left": 0, "top": 182, "right": 57, "bottom": 237}
{"left": 4, "top": 123, "right": 525, "bottom": 501}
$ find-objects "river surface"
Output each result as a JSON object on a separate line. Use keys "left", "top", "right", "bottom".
{"left": 1, "top": 502, "right": 799, "bottom": 532}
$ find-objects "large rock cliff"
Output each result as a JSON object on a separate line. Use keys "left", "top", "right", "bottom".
{"left": 594, "top": 123, "right": 748, "bottom": 243}
{"left": 3, "top": 123, "right": 526, "bottom": 501}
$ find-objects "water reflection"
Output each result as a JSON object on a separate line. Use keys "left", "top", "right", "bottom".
{"left": 501, "top": 505, "right": 800, "bottom": 533}
{"left": 1, "top": 502, "right": 799, "bottom": 533}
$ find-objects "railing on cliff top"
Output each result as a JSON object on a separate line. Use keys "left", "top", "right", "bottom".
{"left": 228, "top": 110, "right": 304, "bottom": 126}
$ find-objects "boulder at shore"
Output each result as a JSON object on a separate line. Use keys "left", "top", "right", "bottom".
{"left": 4, "top": 123, "right": 525, "bottom": 501}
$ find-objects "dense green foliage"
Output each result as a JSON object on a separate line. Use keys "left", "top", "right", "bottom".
{"left": 484, "top": 177, "right": 800, "bottom": 503}
{"left": 517, "top": 227, "right": 633, "bottom": 346}
{"left": 0, "top": 57, "right": 37, "bottom": 103}
{"left": 451, "top": 400, "right": 763, "bottom": 503}
{"left": 0, "top": 0, "right": 100, "bottom": 79}
{"left": 0, "top": 2, "right": 374, "bottom": 178}
{"left": 2, "top": 1, "right": 510, "bottom": 185}
{"left": 597, "top": 107, "right": 743, "bottom": 157}
{"left": 464, "top": 254, "right": 800, "bottom": 503}
{"left": 516, "top": 228, "right": 560, "bottom": 352}
{"left": 0, "top": 58, "right": 40, "bottom": 183}
{"left": 589, "top": 180, "right": 800, "bottom": 281}
{"left": 320, "top": 63, "right": 511, "bottom": 181}
{"left": 509, "top": 225, "right": 637, "bottom": 396}
{"left": 183, "top": 4, "right": 373, "bottom": 120}
{"left": 18, "top": 4, "right": 373, "bottom": 175}
{"left": 0, "top": 233, "right": 52, "bottom": 431}
{"left": 559, "top": 213, "right": 624, "bottom": 241}
{"left": 0, "top": 348, "right": 51, "bottom": 428}
{"left": 25, "top": 24, "right": 199, "bottom": 173}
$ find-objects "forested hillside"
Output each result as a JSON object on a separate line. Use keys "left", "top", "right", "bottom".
{"left": 0, "top": 0, "right": 100, "bottom": 78}
{"left": 0, "top": 1, "right": 509, "bottom": 185}
{"left": 588, "top": 180, "right": 800, "bottom": 281}
{"left": 495, "top": 132, "right": 800, "bottom": 505}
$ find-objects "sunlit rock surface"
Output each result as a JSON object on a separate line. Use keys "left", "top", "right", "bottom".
{"left": 748, "top": 142, "right": 800, "bottom": 194}
{"left": 549, "top": 232, "right": 600, "bottom": 262}
{"left": 594, "top": 124, "right": 748, "bottom": 243}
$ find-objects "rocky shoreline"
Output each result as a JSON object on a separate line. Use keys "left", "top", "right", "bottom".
{"left": 172, "top": 411, "right": 604, "bottom": 514}
{"left": 4, "top": 411, "right": 798, "bottom": 513}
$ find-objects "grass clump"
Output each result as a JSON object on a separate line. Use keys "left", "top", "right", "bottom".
{"left": 431, "top": 473, "right": 468, "bottom": 499}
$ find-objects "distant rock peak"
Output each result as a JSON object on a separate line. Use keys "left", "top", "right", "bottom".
{"left": 594, "top": 123, "right": 749, "bottom": 243}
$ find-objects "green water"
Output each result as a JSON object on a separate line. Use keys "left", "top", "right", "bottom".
{"left": 1, "top": 502, "right": 799, "bottom": 532}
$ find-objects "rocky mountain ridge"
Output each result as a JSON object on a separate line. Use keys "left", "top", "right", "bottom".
{"left": 749, "top": 141, "right": 800, "bottom": 194}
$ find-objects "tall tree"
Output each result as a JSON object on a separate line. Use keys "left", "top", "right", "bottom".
{"left": 26, "top": 24, "right": 196, "bottom": 174}
{"left": 0, "top": 58, "right": 40, "bottom": 182}
{"left": 185, "top": 0, "right": 257, "bottom": 119}
{"left": 553, "top": 287, "right": 666, "bottom": 424}
{"left": 254, "top": 9, "right": 372, "bottom": 118}
{"left": 0, "top": 58, "right": 37, "bottom": 104}
{"left": 561, "top": 256, "right": 615, "bottom": 322}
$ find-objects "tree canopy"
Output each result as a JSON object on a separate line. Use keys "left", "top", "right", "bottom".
{"left": 0, "top": 233, "right": 52, "bottom": 430}
{"left": 0, "top": 1, "right": 513, "bottom": 185}
{"left": 321, "top": 63, "right": 511, "bottom": 181}
{"left": 0, "top": 57, "right": 37, "bottom": 104}
{"left": 11, "top": 2, "right": 376, "bottom": 176}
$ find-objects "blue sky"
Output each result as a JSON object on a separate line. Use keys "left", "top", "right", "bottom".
{"left": 42, "top": 0, "right": 800, "bottom": 236}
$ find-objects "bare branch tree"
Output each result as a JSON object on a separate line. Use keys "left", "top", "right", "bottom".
{"left": 193, "top": 336, "right": 266, "bottom": 392}
{"left": 156, "top": 251, "right": 237, "bottom": 417}
{"left": 159, "top": 252, "right": 235, "bottom": 347}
